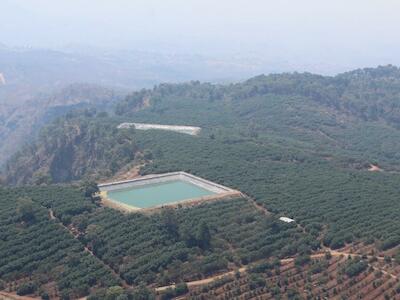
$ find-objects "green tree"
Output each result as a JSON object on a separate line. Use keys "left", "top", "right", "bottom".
{"left": 131, "top": 283, "right": 155, "bottom": 300}
{"left": 294, "top": 254, "right": 311, "bottom": 267}
{"left": 116, "top": 295, "right": 129, "bottom": 300}
{"left": 105, "top": 286, "right": 124, "bottom": 300}
{"left": 17, "top": 282, "right": 37, "bottom": 296}
{"left": 180, "top": 226, "right": 197, "bottom": 247}
{"left": 197, "top": 221, "right": 211, "bottom": 249}
{"left": 160, "top": 208, "right": 179, "bottom": 239}
{"left": 82, "top": 181, "right": 99, "bottom": 198}
{"left": 16, "top": 197, "right": 36, "bottom": 223}
{"left": 174, "top": 283, "right": 188, "bottom": 295}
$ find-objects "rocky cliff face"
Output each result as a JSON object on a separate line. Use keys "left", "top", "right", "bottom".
{"left": 0, "top": 83, "right": 122, "bottom": 166}
{"left": 4, "top": 114, "right": 139, "bottom": 185}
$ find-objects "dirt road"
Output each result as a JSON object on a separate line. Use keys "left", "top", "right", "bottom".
{"left": 155, "top": 249, "right": 398, "bottom": 292}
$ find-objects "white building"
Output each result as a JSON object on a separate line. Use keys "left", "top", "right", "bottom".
{"left": 279, "top": 216, "right": 295, "bottom": 223}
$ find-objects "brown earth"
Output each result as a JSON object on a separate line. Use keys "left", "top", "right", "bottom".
{"left": 0, "top": 292, "right": 39, "bottom": 300}
{"left": 368, "top": 164, "right": 383, "bottom": 172}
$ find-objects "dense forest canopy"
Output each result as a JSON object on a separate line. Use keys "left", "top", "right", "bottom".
{"left": 4, "top": 112, "right": 137, "bottom": 184}
{"left": 114, "top": 65, "right": 400, "bottom": 169}
{"left": 117, "top": 65, "right": 400, "bottom": 126}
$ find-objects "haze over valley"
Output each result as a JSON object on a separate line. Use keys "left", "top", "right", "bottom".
{"left": 2, "top": 1, "right": 400, "bottom": 300}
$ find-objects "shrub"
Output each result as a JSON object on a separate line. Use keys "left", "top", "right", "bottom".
{"left": 60, "top": 290, "right": 71, "bottom": 300}
{"left": 294, "top": 254, "right": 311, "bottom": 267}
{"left": 249, "top": 274, "right": 266, "bottom": 289}
{"left": 248, "top": 262, "right": 273, "bottom": 273}
{"left": 160, "top": 288, "right": 175, "bottom": 300}
{"left": 175, "top": 283, "right": 188, "bottom": 296}
{"left": 396, "top": 285, "right": 400, "bottom": 294}
{"left": 343, "top": 259, "right": 368, "bottom": 277}
{"left": 381, "top": 237, "right": 400, "bottom": 251}
{"left": 16, "top": 282, "right": 37, "bottom": 296}
{"left": 106, "top": 286, "right": 124, "bottom": 300}
{"left": 40, "top": 291, "right": 50, "bottom": 300}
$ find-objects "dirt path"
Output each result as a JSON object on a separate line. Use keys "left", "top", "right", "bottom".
{"left": 368, "top": 264, "right": 398, "bottom": 279}
{"left": 327, "top": 249, "right": 394, "bottom": 262}
{"left": 245, "top": 195, "right": 309, "bottom": 235}
{"left": 155, "top": 253, "right": 327, "bottom": 292}
{"left": 0, "top": 292, "right": 38, "bottom": 300}
{"left": 242, "top": 194, "right": 271, "bottom": 215}
{"left": 155, "top": 267, "right": 247, "bottom": 292}
{"left": 49, "top": 209, "right": 56, "bottom": 220}
{"left": 47, "top": 209, "right": 132, "bottom": 289}
{"left": 155, "top": 249, "right": 399, "bottom": 292}
{"left": 99, "top": 164, "right": 144, "bottom": 184}
{"left": 48, "top": 201, "right": 399, "bottom": 294}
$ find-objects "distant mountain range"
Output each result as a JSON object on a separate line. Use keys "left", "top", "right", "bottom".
{"left": 2, "top": 43, "right": 399, "bottom": 169}
{"left": 0, "top": 44, "right": 291, "bottom": 166}
{"left": 0, "top": 45, "right": 263, "bottom": 166}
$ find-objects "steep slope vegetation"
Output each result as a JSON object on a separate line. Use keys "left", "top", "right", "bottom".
{"left": 4, "top": 113, "right": 137, "bottom": 184}
{"left": 115, "top": 65, "right": 400, "bottom": 170}
{"left": 6, "top": 65, "right": 400, "bottom": 182}
{"left": 0, "top": 83, "right": 122, "bottom": 166}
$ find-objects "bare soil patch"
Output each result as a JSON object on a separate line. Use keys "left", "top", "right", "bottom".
{"left": 368, "top": 164, "right": 383, "bottom": 172}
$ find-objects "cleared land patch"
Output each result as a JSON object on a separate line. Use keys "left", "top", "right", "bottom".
{"left": 368, "top": 163, "right": 383, "bottom": 172}
{"left": 98, "top": 172, "right": 241, "bottom": 212}
{"left": 117, "top": 122, "right": 201, "bottom": 135}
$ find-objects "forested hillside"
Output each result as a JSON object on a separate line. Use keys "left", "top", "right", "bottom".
{"left": 3, "top": 66, "right": 400, "bottom": 299}
{"left": 7, "top": 65, "right": 400, "bottom": 184}
{"left": 115, "top": 65, "right": 400, "bottom": 170}
{"left": 4, "top": 112, "right": 138, "bottom": 184}
{"left": 123, "top": 64, "right": 400, "bottom": 126}
{"left": 5, "top": 65, "right": 400, "bottom": 249}
{"left": 0, "top": 42, "right": 290, "bottom": 166}
{"left": 0, "top": 83, "right": 123, "bottom": 166}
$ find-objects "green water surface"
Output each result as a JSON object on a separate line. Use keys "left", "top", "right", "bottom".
{"left": 107, "top": 180, "right": 215, "bottom": 208}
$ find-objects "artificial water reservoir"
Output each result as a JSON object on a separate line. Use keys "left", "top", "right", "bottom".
{"left": 106, "top": 179, "right": 216, "bottom": 208}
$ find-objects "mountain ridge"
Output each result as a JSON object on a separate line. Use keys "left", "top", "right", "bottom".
{"left": 5, "top": 65, "right": 400, "bottom": 184}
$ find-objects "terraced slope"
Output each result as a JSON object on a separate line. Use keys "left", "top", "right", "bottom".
{"left": 0, "top": 187, "right": 119, "bottom": 299}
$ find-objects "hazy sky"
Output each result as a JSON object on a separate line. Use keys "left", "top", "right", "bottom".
{"left": 2, "top": 0, "right": 400, "bottom": 70}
